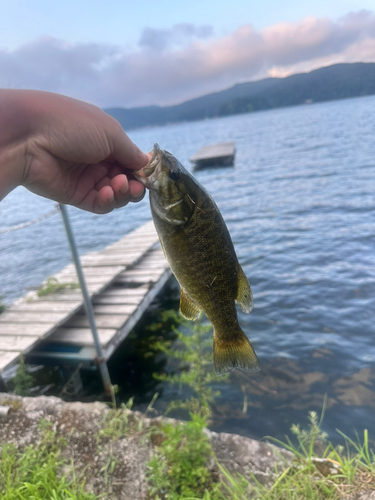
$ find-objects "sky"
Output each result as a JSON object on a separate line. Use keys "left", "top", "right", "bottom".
{"left": 1, "top": 0, "right": 375, "bottom": 108}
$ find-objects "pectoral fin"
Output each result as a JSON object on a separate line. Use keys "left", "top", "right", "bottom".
{"left": 180, "top": 288, "right": 201, "bottom": 320}
{"left": 236, "top": 265, "right": 254, "bottom": 313}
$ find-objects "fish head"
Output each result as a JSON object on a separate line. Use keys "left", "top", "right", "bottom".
{"left": 134, "top": 144, "right": 196, "bottom": 225}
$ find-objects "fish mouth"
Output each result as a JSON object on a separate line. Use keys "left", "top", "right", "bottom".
{"left": 133, "top": 144, "right": 161, "bottom": 187}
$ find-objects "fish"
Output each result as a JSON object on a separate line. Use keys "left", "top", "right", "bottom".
{"left": 134, "top": 144, "right": 260, "bottom": 374}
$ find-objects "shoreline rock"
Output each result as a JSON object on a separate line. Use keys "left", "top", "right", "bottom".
{"left": 0, "top": 393, "right": 293, "bottom": 499}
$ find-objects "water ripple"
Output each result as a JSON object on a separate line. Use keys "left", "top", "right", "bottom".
{"left": 1, "top": 95, "right": 375, "bottom": 442}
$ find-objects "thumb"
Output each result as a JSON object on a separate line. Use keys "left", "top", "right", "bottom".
{"left": 109, "top": 119, "right": 149, "bottom": 171}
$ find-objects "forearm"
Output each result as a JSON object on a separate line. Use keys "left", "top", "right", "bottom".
{"left": 0, "top": 89, "right": 34, "bottom": 200}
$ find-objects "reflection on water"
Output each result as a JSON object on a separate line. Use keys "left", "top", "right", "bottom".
{"left": 211, "top": 359, "right": 375, "bottom": 444}
{"left": 25, "top": 279, "right": 375, "bottom": 445}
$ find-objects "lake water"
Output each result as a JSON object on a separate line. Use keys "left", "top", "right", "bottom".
{"left": 1, "top": 95, "right": 375, "bottom": 444}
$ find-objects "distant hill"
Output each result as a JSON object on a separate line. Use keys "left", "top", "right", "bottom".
{"left": 105, "top": 63, "right": 375, "bottom": 130}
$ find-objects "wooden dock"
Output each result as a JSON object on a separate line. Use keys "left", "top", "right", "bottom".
{"left": 189, "top": 142, "right": 235, "bottom": 169}
{"left": 0, "top": 221, "right": 171, "bottom": 379}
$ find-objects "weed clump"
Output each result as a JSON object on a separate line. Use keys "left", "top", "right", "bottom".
{"left": 0, "top": 420, "right": 94, "bottom": 499}
{"left": 37, "top": 277, "right": 79, "bottom": 297}
{"left": 99, "top": 398, "right": 136, "bottom": 440}
{"left": 151, "top": 310, "right": 228, "bottom": 418}
{"left": 147, "top": 311, "right": 227, "bottom": 499}
{"left": 148, "top": 413, "right": 221, "bottom": 500}
{"left": 12, "top": 356, "right": 33, "bottom": 397}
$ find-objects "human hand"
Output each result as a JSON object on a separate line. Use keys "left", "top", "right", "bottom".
{"left": 0, "top": 90, "right": 149, "bottom": 213}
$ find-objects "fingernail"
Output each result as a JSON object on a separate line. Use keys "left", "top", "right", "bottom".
{"left": 132, "top": 191, "right": 145, "bottom": 202}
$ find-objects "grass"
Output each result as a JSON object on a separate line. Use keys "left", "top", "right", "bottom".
{"left": 98, "top": 398, "right": 136, "bottom": 440}
{"left": 12, "top": 355, "right": 33, "bottom": 397}
{"left": 147, "top": 412, "right": 222, "bottom": 500}
{"left": 254, "top": 410, "right": 375, "bottom": 499}
{"left": 0, "top": 399, "right": 22, "bottom": 411}
{"left": 0, "top": 421, "right": 94, "bottom": 500}
{"left": 37, "top": 277, "right": 80, "bottom": 297}
{"left": 1, "top": 401, "right": 375, "bottom": 500}
{"left": 177, "top": 411, "right": 375, "bottom": 500}
{"left": 150, "top": 310, "right": 229, "bottom": 418}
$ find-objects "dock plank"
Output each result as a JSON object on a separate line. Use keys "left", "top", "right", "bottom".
{"left": 66, "top": 314, "right": 129, "bottom": 329}
{"left": 0, "top": 220, "right": 170, "bottom": 377}
{"left": 0, "top": 335, "right": 39, "bottom": 351}
{"left": 105, "top": 242, "right": 157, "bottom": 251}
{"left": 115, "top": 274, "right": 160, "bottom": 283}
{"left": 93, "top": 296, "right": 145, "bottom": 305}
{"left": 0, "top": 311, "right": 70, "bottom": 324}
{"left": 115, "top": 276, "right": 161, "bottom": 285}
{"left": 117, "top": 268, "right": 164, "bottom": 276}
{"left": 91, "top": 304, "right": 137, "bottom": 315}
{"left": 28, "top": 292, "right": 83, "bottom": 301}
{"left": 0, "top": 352, "right": 19, "bottom": 371}
{"left": 80, "top": 256, "right": 142, "bottom": 267}
{"left": 49, "top": 328, "right": 116, "bottom": 347}
{"left": 98, "top": 286, "right": 149, "bottom": 297}
{"left": 87, "top": 283, "right": 114, "bottom": 295}
{"left": 57, "top": 266, "right": 123, "bottom": 277}
{"left": 0, "top": 323, "right": 57, "bottom": 336}
{"left": 10, "top": 301, "right": 82, "bottom": 313}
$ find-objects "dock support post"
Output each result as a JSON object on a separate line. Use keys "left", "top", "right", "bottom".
{"left": 59, "top": 204, "right": 113, "bottom": 397}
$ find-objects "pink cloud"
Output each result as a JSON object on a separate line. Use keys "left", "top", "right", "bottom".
{"left": 1, "top": 12, "right": 375, "bottom": 108}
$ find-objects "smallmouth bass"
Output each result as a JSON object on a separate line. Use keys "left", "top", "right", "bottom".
{"left": 134, "top": 144, "right": 260, "bottom": 374}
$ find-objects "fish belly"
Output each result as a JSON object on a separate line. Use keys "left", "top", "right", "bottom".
{"left": 152, "top": 206, "right": 238, "bottom": 328}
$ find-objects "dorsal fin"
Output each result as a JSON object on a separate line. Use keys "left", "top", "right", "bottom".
{"left": 180, "top": 288, "right": 201, "bottom": 320}
{"left": 236, "top": 265, "right": 254, "bottom": 313}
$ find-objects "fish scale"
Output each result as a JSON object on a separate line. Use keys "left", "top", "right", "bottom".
{"left": 134, "top": 144, "right": 260, "bottom": 374}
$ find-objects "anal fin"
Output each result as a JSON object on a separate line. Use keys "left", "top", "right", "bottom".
{"left": 236, "top": 265, "right": 254, "bottom": 313}
{"left": 180, "top": 288, "right": 201, "bottom": 320}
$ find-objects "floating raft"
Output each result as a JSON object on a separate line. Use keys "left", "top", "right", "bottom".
{"left": 0, "top": 221, "right": 171, "bottom": 377}
{"left": 189, "top": 141, "right": 235, "bottom": 169}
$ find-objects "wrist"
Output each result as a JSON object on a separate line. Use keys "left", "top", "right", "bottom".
{"left": 0, "top": 141, "right": 28, "bottom": 200}
{"left": 0, "top": 89, "right": 34, "bottom": 200}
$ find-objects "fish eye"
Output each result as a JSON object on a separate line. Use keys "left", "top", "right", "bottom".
{"left": 169, "top": 170, "right": 180, "bottom": 181}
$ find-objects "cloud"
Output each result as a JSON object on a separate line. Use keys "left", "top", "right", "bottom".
{"left": 1, "top": 11, "right": 375, "bottom": 108}
{"left": 0, "top": 37, "right": 116, "bottom": 94}
{"left": 139, "top": 23, "right": 213, "bottom": 51}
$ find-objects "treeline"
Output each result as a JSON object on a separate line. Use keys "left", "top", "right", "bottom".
{"left": 105, "top": 63, "right": 375, "bottom": 130}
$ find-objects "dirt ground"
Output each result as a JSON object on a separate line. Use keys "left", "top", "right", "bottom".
{"left": 0, "top": 393, "right": 294, "bottom": 499}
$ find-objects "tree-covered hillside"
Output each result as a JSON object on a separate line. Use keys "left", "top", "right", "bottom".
{"left": 105, "top": 63, "right": 375, "bottom": 130}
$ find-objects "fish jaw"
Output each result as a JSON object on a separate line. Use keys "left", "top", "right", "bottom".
{"left": 133, "top": 144, "right": 163, "bottom": 190}
{"left": 136, "top": 144, "right": 195, "bottom": 226}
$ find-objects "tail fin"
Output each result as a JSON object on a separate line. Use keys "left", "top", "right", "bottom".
{"left": 213, "top": 328, "right": 260, "bottom": 375}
